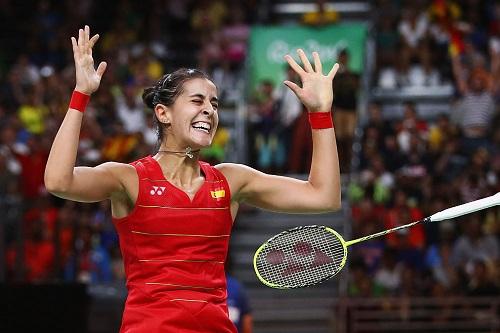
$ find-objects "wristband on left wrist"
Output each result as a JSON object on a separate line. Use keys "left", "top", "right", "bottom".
{"left": 69, "top": 90, "right": 90, "bottom": 113}
{"left": 308, "top": 111, "right": 334, "bottom": 129}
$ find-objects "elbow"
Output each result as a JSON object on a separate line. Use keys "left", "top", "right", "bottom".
{"left": 44, "top": 172, "right": 71, "bottom": 194}
{"left": 327, "top": 191, "right": 342, "bottom": 212}
{"left": 318, "top": 193, "right": 342, "bottom": 213}
{"left": 44, "top": 179, "right": 67, "bottom": 194}
{"left": 308, "top": 184, "right": 342, "bottom": 212}
{"left": 326, "top": 199, "right": 342, "bottom": 212}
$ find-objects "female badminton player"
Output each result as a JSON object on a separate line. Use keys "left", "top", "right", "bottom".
{"left": 44, "top": 26, "right": 341, "bottom": 332}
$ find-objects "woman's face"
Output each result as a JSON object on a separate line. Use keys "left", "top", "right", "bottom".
{"left": 165, "top": 78, "right": 219, "bottom": 149}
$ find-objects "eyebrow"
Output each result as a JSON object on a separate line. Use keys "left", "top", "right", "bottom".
{"left": 189, "top": 93, "right": 219, "bottom": 103}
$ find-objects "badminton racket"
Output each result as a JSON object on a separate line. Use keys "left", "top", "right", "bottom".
{"left": 253, "top": 192, "right": 500, "bottom": 289}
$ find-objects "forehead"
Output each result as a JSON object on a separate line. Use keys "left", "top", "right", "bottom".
{"left": 181, "top": 78, "right": 217, "bottom": 98}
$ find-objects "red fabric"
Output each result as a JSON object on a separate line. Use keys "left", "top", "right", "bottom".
{"left": 113, "top": 156, "right": 237, "bottom": 332}
{"left": 69, "top": 90, "right": 90, "bottom": 113}
{"left": 308, "top": 112, "right": 334, "bottom": 129}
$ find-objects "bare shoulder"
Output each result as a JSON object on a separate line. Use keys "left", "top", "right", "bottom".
{"left": 98, "top": 162, "right": 139, "bottom": 206}
{"left": 97, "top": 161, "right": 138, "bottom": 188}
{"left": 215, "top": 163, "right": 264, "bottom": 198}
{"left": 97, "top": 161, "right": 136, "bottom": 176}
{"left": 215, "top": 163, "right": 258, "bottom": 181}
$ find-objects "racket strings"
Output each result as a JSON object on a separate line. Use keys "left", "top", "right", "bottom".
{"left": 255, "top": 226, "right": 345, "bottom": 288}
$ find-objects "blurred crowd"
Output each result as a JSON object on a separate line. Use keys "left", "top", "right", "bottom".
{"left": 347, "top": 0, "right": 500, "bottom": 302}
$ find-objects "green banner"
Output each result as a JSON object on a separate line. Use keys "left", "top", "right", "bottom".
{"left": 248, "top": 24, "right": 367, "bottom": 93}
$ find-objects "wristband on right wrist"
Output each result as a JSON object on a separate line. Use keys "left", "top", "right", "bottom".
{"left": 308, "top": 111, "right": 334, "bottom": 129}
{"left": 69, "top": 90, "right": 90, "bottom": 113}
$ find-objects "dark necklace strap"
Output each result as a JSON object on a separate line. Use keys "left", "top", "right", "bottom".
{"left": 157, "top": 147, "right": 199, "bottom": 158}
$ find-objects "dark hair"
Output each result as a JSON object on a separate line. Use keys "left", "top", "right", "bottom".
{"left": 142, "top": 68, "right": 212, "bottom": 145}
{"left": 339, "top": 48, "right": 349, "bottom": 57}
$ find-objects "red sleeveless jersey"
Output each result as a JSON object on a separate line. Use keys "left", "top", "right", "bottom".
{"left": 113, "top": 155, "right": 237, "bottom": 332}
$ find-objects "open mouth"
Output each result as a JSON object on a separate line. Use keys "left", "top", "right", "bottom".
{"left": 192, "top": 121, "right": 211, "bottom": 134}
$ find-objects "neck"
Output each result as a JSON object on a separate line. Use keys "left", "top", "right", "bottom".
{"left": 154, "top": 146, "right": 202, "bottom": 185}
{"left": 157, "top": 146, "right": 200, "bottom": 159}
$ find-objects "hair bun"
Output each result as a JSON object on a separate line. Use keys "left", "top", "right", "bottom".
{"left": 142, "top": 87, "right": 156, "bottom": 109}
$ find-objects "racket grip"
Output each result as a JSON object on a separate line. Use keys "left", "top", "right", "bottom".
{"left": 430, "top": 192, "right": 500, "bottom": 222}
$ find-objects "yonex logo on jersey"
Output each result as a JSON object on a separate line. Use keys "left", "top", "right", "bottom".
{"left": 150, "top": 186, "right": 166, "bottom": 195}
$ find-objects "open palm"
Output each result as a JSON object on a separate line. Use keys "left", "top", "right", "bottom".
{"left": 72, "top": 25, "right": 107, "bottom": 95}
{"left": 284, "top": 49, "right": 339, "bottom": 113}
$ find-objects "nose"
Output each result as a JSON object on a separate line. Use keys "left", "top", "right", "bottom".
{"left": 202, "top": 102, "right": 215, "bottom": 116}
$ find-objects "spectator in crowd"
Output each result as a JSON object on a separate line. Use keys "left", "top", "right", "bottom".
{"left": 466, "top": 259, "right": 499, "bottom": 296}
{"left": 452, "top": 50, "right": 497, "bottom": 154}
{"left": 65, "top": 224, "right": 113, "bottom": 284}
{"left": 375, "top": 6, "right": 399, "bottom": 72}
{"left": 211, "top": 5, "right": 250, "bottom": 102}
{"left": 193, "top": 0, "right": 228, "bottom": 72}
{"left": 17, "top": 87, "right": 48, "bottom": 135}
{"left": 427, "top": 113, "right": 457, "bottom": 153}
{"left": 350, "top": 198, "right": 386, "bottom": 273}
{"left": 398, "top": 4, "right": 430, "bottom": 73}
{"left": 301, "top": 0, "right": 339, "bottom": 26}
{"left": 113, "top": 83, "right": 147, "bottom": 134}
{"left": 287, "top": 106, "right": 313, "bottom": 174}
{"left": 381, "top": 134, "right": 406, "bottom": 173}
{"left": 425, "top": 222, "right": 460, "bottom": 290}
{"left": 274, "top": 65, "right": 302, "bottom": 172}
{"left": 374, "top": 248, "right": 403, "bottom": 295}
{"left": 395, "top": 102, "right": 428, "bottom": 155}
{"left": 348, "top": 259, "right": 383, "bottom": 297}
{"left": 451, "top": 214, "right": 499, "bottom": 269}
{"left": 225, "top": 255, "right": 253, "bottom": 333}
{"left": 333, "top": 48, "right": 359, "bottom": 172}
{"left": 12, "top": 134, "right": 50, "bottom": 199}
{"left": 249, "top": 79, "right": 285, "bottom": 172}
{"left": 220, "top": 6, "right": 250, "bottom": 70}
{"left": 383, "top": 189, "right": 426, "bottom": 251}
{"left": 7, "top": 212, "right": 55, "bottom": 282}
{"left": 226, "top": 273, "right": 253, "bottom": 333}
{"left": 432, "top": 135, "right": 467, "bottom": 182}
{"left": 362, "top": 102, "right": 394, "bottom": 150}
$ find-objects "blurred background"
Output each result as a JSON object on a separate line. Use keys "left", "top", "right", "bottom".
{"left": 0, "top": 0, "right": 499, "bottom": 332}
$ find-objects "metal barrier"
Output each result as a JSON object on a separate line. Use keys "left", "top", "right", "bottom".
{"left": 334, "top": 297, "right": 500, "bottom": 333}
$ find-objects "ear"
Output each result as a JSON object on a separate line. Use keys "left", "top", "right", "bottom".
{"left": 154, "top": 104, "right": 171, "bottom": 125}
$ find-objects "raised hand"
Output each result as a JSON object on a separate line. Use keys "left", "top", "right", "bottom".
{"left": 71, "top": 25, "right": 107, "bottom": 95}
{"left": 284, "top": 49, "right": 339, "bottom": 113}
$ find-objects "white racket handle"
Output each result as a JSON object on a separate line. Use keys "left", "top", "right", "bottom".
{"left": 430, "top": 192, "right": 500, "bottom": 222}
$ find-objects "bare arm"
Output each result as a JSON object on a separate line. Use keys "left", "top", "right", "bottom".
{"left": 44, "top": 26, "right": 128, "bottom": 202}
{"left": 218, "top": 50, "right": 341, "bottom": 213}
{"left": 489, "top": 39, "right": 500, "bottom": 94}
{"left": 451, "top": 54, "right": 467, "bottom": 95}
{"left": 241, "top": 314, "right": 253, "bottom": 333}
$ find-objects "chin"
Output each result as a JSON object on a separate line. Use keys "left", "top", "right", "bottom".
{"left": 189, "top": 138, "right": 213, "bottom": 149}
{"left": 189, "top": 132, "right": 215, "bottom": 148}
